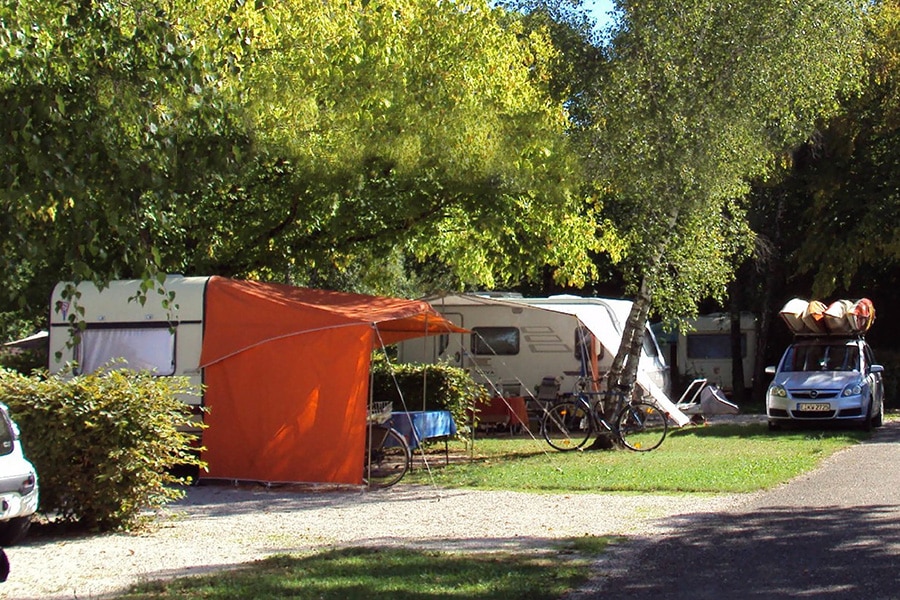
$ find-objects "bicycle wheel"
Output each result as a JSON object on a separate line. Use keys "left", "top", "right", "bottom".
{"left": 364, "top": 425, "right": 411, "bottom": 488}
{"left": 542, "top": 401, "right": 592, "bottom": 451}
{"left": 616, "top": 401, "right": 668, "bottom": 452}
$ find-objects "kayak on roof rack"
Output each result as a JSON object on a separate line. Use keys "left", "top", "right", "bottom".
{"left": 779, "top": 297, "right": 875, "bottom": 336}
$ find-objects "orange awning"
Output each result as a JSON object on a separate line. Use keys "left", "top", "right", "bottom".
{"left": 198, "top": 277, "right": 465, "bottom": 485}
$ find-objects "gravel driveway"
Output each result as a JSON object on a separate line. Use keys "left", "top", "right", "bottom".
{"left": 1, "top": 482, "right": 750, "bottom": 599}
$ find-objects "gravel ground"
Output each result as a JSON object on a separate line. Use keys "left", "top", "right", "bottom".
{"left": 0, "top": 483, "right": 752, "bottom": 600}
{"left": 3, "top": 415, "right": 766, "bottom": 600}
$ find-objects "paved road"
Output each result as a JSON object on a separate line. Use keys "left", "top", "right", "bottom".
{"left": 588, "top": 420, "right": 900, "bottom": 599}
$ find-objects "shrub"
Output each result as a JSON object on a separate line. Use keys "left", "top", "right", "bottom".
{"left": 0, "top": 366, "right": 205, "bottom": 532}
{"left": 0, "top": 348, "right": 46, "bottom": 376}
{"left": 370, "top": 358, "right": 487, "bottom": 437}
{"left": 876, "top": 349, "right": 900, "bottom": 409}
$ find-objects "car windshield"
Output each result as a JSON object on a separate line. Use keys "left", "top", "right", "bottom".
{"left": 783, "top": 343, "right": 859, "bottom": 372}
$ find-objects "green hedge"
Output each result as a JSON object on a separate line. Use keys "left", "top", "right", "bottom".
{"left": 0, "top": 348, "right": 46, "bottom": 376}
{"left": 370, "top": 359, "right": 487, "bottom": 437}
{"left": 0, "top": 367, "right": 205, "bottom": 532}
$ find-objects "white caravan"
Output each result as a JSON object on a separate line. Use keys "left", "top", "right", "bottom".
{"left": 654, "top": 312, "right": 757, "bottom": 394}
{"left": 397, "top": 294, "right": 689, "bottom": 426}
{"left": 47, "top": 276, "right": 207, "bottom": 410}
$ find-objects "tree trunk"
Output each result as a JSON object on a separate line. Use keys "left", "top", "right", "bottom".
{"left": 591, "top": 206, "right": 678, "bottom": 450}
{"left": 729, "top": 275, "right": 746, "bottom": 405}
{"left": 605, "top": 198, "right": 676, "bottom": 401}
{"left": 606, "top": 276, "right": 652, "bottom": 402}
{"left": 752, "top": 193, "right": 786, "bottom": 404}
{"left": 589, "top": 275, "right": 654, "bottom": 451}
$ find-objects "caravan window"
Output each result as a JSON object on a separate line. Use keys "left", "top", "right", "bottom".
{"left": 686, "top": 333, "right": 746, "bottom": 359}
{"left": 77, "top": 326, "right": 176, "bottom": 375}
{"left": 438, "top": 334, "right": 451, "bottom": 357}
{"left": 471, "top": 327, "right": 519, "bottom": 355}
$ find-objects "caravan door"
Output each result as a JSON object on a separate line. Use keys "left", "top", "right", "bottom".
{"left": 436, "top": 312, "right": 466, "bottom": 367}
{"left": 640, "top": 328, "right": 672, "bottom": 396}
{"left": 398, "top": 311, "right": 467, "bottom": 368}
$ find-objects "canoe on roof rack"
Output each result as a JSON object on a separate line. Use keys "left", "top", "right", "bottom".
{"left": 780, "top": 297, "right": 875, "bottom": 335}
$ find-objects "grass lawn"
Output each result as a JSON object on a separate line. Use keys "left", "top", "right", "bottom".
{"left": 406, "top": 421, "right": 868, "bottom": 493}
{"left": 118, "top": 541, "right": 610, "bottom": 600}
{"left": 115, "top": 418, "right": 870, "bottom": 599}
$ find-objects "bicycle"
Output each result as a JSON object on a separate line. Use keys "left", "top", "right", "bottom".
{"left": 541, "top": 378, "right": 669, "bottom": 452}
{"left": 364, "top": 401, "right": 411, "bottom": 488}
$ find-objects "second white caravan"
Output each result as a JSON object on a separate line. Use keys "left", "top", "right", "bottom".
{"left": 397, "top": 294, "right": 689, "bottom": 426}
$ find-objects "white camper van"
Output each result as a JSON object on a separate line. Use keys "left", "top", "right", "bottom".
{"left": 397, "top": 294, "right": 686, "bottom": 425}
{"left": 47, "top": 276, "right": 207, "bottom": 410}
{"left": 654, "top": 312, "right": 757, "bottom": 394}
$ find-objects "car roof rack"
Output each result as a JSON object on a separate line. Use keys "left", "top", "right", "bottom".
{"left": 791, "top": 332, "right": 865, "bottom": 341}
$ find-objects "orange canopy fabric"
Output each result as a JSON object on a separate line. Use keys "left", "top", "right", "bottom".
{"left": 198, "top": 277, "right": 464, "bottom": 485}
{"left": 199, "top": 277, "right": 464, "bottom": 366}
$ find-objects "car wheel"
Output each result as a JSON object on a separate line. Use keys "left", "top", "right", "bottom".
{"left": 861, "top": 401, "right": 874, "bottom": 432}
{"left": 0, "top": 516, "right": 31, "bottom": 546}
{"left": 872, "top": 404, "right": 884, "bottom": 428}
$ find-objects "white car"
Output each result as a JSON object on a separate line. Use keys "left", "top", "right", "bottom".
{"left": 0, "top": 404, "right": 38, "bottom": 545}
{"left": 766, "top": 336, "right": 885, "bottom": 431}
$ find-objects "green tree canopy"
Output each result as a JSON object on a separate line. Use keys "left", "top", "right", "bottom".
{"left": 0, "top": 0, "right": 249, "bottom": 320}
{"left": 0, "top": 0, "right": 601, "bottom": 330}
{"left": 589, "top": 0, "right": 866, "bottom": 393}
{"left": 788, "top": 0, "right": 900, "bottom": 296}
{"left": 185, "top": 0, "right": 602, "bottom": 288}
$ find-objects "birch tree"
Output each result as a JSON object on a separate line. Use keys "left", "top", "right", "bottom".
{"left": 591, "top": 0, "right": 867, "bottom": 400}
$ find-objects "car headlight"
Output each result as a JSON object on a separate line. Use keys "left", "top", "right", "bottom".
{"left": 769, "top": 385, "right": 787, "bottom": 398}
{"left": 842, "top": 383, "right": 863, "bottom": 397}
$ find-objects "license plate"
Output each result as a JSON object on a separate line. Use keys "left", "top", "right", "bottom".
{"left": 798, "top": 403, "right": 831, "bottom": 412}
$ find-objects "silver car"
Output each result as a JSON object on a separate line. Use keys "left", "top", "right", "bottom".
{"left": 766, "top": 337, "right": 885, "bottom": 431}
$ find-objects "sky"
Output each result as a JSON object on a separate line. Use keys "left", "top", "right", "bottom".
{"left": 584, "top": 0, "right": 617, "bottom": 30}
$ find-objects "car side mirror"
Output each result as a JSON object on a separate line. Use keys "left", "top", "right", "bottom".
{"left": 765, "top": 365, "right": 776, "bottom": 375}
{"left": 870, "top": 364, "right": 884, "bottom": 374}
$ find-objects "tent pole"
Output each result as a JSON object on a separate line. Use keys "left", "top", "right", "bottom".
{"left": 422, "top": 313, "right": 428, "bottom": 412}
